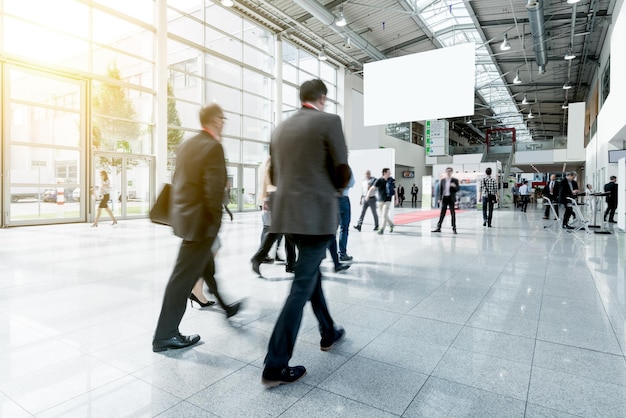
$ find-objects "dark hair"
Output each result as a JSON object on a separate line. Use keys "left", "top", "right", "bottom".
{"left": 300, "top": 79, "right": 328, "bottom": 103}
{"left": 382, "top": 168, "right": 390, "bottom": 175}
{"left": 485, "top": 167, "right": 492, "bottom": 175}
{"left": 199, "top": 103, "right": 224, "bottom": 127}
{"left": 610, "top": 175, "right": 617, "bottom": 181}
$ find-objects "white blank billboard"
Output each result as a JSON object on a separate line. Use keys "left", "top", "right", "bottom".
{"left": 363, "top": 43, "right": 475, "bottom": 126}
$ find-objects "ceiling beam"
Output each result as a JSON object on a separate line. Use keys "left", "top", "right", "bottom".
{"left": 477, "top": 10, "right": 609, "bottom": 27}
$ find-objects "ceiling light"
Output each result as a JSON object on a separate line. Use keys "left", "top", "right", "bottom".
{"left": 500, "top": 33, "right": 511, "bottom": 51}
{"left": 513, "top": 70, "right": 522, "bottom": 84}
{"left": 335, "top": 6, "right": 347, "bottom": 27}
{"left": 318, "top": 46, "right": 327, "bottom": 61}
{"left": 221, "top": 0, "right": 234, "bottom": 6}
{"left": 567, "top": 0, "right": 581, "bottom": 4}
{"left": 562, "top": 102, "right": 569, "bottom": 109}
{"left": 563, "top": 81, "right": 572, "bottom": 90}
{"left": 343, "top": 37, "right": 352, "bottom": 49}
{"left": 526, "top": 0, "right": 539, "bottom": 8}
{"left": 564, "top": 45, "right": 576, "bottom": 60}
{"left": 522, "top": 94, "right": 529, "bottom": 105}
{"left": 528, "top": 110, "right": 535, "bottom": 119}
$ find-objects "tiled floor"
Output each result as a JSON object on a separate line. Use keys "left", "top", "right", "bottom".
{"left": 1, "top": 205, "right": 625, "bottom": 417}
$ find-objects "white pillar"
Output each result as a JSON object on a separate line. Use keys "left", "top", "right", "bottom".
{"left": 155, "top": 0, "right": 168, "bottom": 190}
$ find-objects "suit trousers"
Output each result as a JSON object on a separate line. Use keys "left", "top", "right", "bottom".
{"left": 437, "top": 196, "right": 456, "bottom": 229}
{"left": 265, "top": 234, "right": 335, "bottom": 368}
{"left": 605, "top": 202, "right": 617, "bottom": 221}
{"left": 154, "top": 236, "right": 216, "bottom": 340}
{"left": 356, "top": 197, "right": 378, "bottom": 228}
{"left": 544, "top": 199, "right": 559, "bottom": 218}
{"left": 253, "top": 232, "right": 296, "bottom": 268}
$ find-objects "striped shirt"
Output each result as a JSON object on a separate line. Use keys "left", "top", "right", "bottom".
{"left": 480, "top": 176, "right": 497, "bottom": 197}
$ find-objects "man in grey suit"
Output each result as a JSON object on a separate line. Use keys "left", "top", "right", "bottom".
{"left": 152, "top": 103, "right": 239, "bottom": 353}
{"left": 261, "top": 79, "right": 350, "bottom": 387}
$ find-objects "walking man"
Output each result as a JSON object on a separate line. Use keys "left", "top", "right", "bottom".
{"left": 152, "top": 103, "right": 239, "bottom": 353}
{"left": 432, "top": 167, "right": 459, "bottom": 234}
{"left": 374, "top": 168, "right": 396, "bottom": 234}
{"left": 480, "top": 167, "right": 498, "bottom": 227}
{"left": 261, "top": 79, "right": 349, "bottom": 387}
{"left": 543, "top": 174, "right": 559, "bottom": 219}
{"left": 353, "top": 170, "right": 379, "bottom": 231}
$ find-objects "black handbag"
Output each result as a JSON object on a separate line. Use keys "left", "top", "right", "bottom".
{"left": 149, "top": 183, "right": 171, "bottom": 226}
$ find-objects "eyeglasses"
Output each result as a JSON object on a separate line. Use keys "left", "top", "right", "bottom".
{"left": 218, "top": 116, "right": 227, "bottom": 120}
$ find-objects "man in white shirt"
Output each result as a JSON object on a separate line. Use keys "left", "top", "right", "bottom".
{"left": 519, "top": 180, "right": 530, "bottom": 212}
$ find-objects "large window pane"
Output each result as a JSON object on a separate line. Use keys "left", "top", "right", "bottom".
{"left": 282, "top": 62, "right": 297, "bottom": 84}
{"left": 205, "top": 56, "right": 241, "bottom": 88}
{"left": 299, "top": 50, "right": 318, "bottom": 75}
{"left": 206, "top": 26, "right": 242, "bottom": 61}
{"left": 92, "top": 10, "right": 154, "bottom": 61}
{"left": 243, "top": 93, "right": 272, "bottom": 121}
{"left": 93, "top": 0, "right": 154, "bottom": 25}
{"left": 244, "top": 69, "right": 271, "bottom": 97}
{"left": 3, "top": 17, "right": 90, "bottom": 70}
{"left": 93, "top": 48, "right": 154, "bottom": 89}
{"left": 92, "top": 117, "right": 152, "bottom": 154}
{"left": 205, "top": 4, "right": 242, "bottom": 39}
{"left": 243, "top": 22, "right": 273, "bottom": 54}
{"left": 242, "top": 141, "right": 268, "bottom": 165}
{"left": 222, "top": 138, "right": 241, "bottom": 163}
{"left": 172, "top": 100, "right": 201, "bottom": 129}
{"left": 167, "top": 9, "right": 204, "bottom": 43}
{"left": 169, "top": 70, "right": 202, "bottom": 102}
{"left": 283, "top": 42, "right": 298, "bottom": 64}
{"left": 242, "top": 117, "right": 271, "bottom": 142}
{"left": 320, "top": 61, "right": 336, "bottom": 84}
{"left": 283, "top": 84, "right": 298, "bottom": 108}
{"left": 243, "top": 45, "right": 273, "bottom": 74}
{"left": 205, "top": 82, "right": 242, "bottom": 114}
{"left": 4, "top": 0, "right": 88, "bottom": 38}
{"left": 222, "top": 114, "right": 242, "bottom": 138}
{"left": 10, "top": 104, "right": 81, "bottom": 147}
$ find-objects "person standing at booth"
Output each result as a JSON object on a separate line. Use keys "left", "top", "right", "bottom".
{"left": 560, "top": 172, "right": 579, "bottom": 229}
{"left": 604, "top": 176, "right": 618, "bottom": 223}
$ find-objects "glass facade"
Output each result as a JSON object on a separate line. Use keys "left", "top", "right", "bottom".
{"left": 0, "top": 0, "right": 338, "bottom": 225}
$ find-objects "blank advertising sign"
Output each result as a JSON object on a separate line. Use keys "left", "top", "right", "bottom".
{"left": 363, "top": 43, "right": 475, "bottom": 126}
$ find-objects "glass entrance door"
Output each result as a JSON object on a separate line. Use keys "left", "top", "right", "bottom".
{"left": 3, "top": 66, "right": 86, "bottom": 226}
{"left": 92, "top": 154, "right": 153, "bottom": 220}
{"left": 227, "top": 164, "right": 258, "bottom": 212}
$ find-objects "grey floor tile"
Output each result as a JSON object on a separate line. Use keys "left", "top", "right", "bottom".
{"left": 0, "top": 355, "right": 126, "bottom": 414}
{"left": 0, "top": 338, "right": 83, "bottom": 381}
{"left": 132, "top": 348, "right": 246, "bottom": 399}
{"left": 89, "top": 332, "right": 167, "bottom": 374}
{"left": 319, "top": 356, "right": 428, "bottom": 415}
{"left": 528, "top": 366, "right": 626, "bottom": 417}
{"left": 194, "top": 326, "right": 270, "bottom": 363}
{"left": 451, "top": 326, "right": 536, "bottom": 365}
{"left": 532, "top": 340, "right": 626, "bottom": 387}
{"left": 155, "top": 401, "right": 220, "bottom": 418}
{"left": 36, "top": 375, "right": 181, "bottom": 418}
{"left": 282, "top": 388, "right": 398, "bottom": 418}
{"left": 187, "top": 364, "right": 312, "bottom": 417}
{"left": 536, "top": 321, "right": 622, "bottom": 355}
{"left": 467, "top": 310, "right": 538, "bottom": 339}
{"left": 403, "top": 376, "right": 526, "bottom": 417}
{"left": 538, "top": 306, "right": 612, "bottom": 331}
{"left": 358, "top": 331, "right": 449, "bottom": 374}
{"left": 386, "top": 316, "right": 462, "bottom": 347}
{"left": 432, "top": 347, "right": 532, "bottom": 400}
{"left": 408, "top": 301, "right": 476, "bottom": 325}
{"left": 299, "top": 323, "right": 381, "bottom": 356}
{"left": 524, "top": 403, "right": 583, "bottom": 418}
{"left": 0, "top": 392, "right": 32, "bottom": 418}
{"left": 287, "top": 340, "right": 352, "bottom": 386}
{"left": 332, "top": 304, "right": 403, "bottom": 332}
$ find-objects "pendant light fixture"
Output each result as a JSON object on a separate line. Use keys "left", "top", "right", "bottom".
{"left": 500, "top": 33, "right": 511, "bottom": 51}
{"left": 336, "top": 4, "right": 347, "bottom": 27}
{"left": 563, "top": 81, "right": 572, "bottom": 90}
{"left": 318, "top": 45, "right": 328, "bottom": 61}
{"left": 221, "top": 0, "right": 234, "bottom": 6}
{"left": 513, "top": 70, "right": 522, "bottom": 84}
{"left": 564, "top": 45, "right": 576, "bottom": 60}
{"left": 522, "top": 94, "right": 529, "bottom": 105}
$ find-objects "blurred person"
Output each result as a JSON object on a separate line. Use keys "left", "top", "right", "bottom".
{"left": 411, "top": 183, "right": 419, "bottom": 207}
{"left": 373, "top": 168, "right": 397, "bottom": 235}
{"left": 604, "top": 176, "right": 618, "bottom": 223}
{"left": 559, "top": 172, "right": 579, "bottom": 230}
{"left": 261, "top": 79, "right": 348, "bottom": 387}
{"left": 542, "top": 174, "right": 559, "bottom": 219}
{"left": 432, "top": 167, "right": 459, "bottom": 234}
{"left": 480, "top": 167, "right": 498, "bottom": 227}
{"left": 353, "top": 170, "right": 379, "bottom": 232}
{"left": 91, "top": 171, "right": 117, "bottom": 227}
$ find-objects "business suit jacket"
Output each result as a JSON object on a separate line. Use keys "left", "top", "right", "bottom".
{"left": 171, "top": 131, "right": 226, "bottom": 241}
{"left": 439, "top": 177, "right": 459, "bottom": 201}
{"left": 545, "top": 180, "right": 560, "bottom": 200}
{"left": 559, "top": 179, "right": 578, "bottom": 204}
{"left": 604, "top": 181, "right": 618, "bottom": 205}
{"left": 269, "top": 106, "right": 349, "bottom": 236}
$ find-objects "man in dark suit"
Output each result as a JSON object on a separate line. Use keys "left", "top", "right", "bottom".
{"left": 152, "top": 104, "right": 239, "bottom": 353}
{"left": 261, "top": 79, "right": 350, "bottom": 387}
{"left": 604, "top": 175, "right": 618, "bottom": 223}
{"left": 542, "top": 174, "right": 560, "bottom": 219}
{"left": 432, "top": 167, "right": 459, "bottom": 234}
{"left": 559, "top": 171, "right": 579, "bottom": 229}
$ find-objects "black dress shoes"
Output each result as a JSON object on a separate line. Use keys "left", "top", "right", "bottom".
{"left": 225, "top": 301, "right": 242, "bottom": 318}
{"left": 152, "top": 334, "right": 200, "bottom": 352}
{"left": 261, "top": 256, "right": 274, "bottom": 264}
{"left": 261, "top": 365, "right": 307, "bottom": 387}
{"left": 453, "top": 229, "right": 457, "bottom": 234}
{"left": 285, "top": 265, "right": 295, "bottom": 273}
{"left": 431, "top": 228, "right": 441, "bottom": 233}
{"left": 251, "top": 257, "right": 261, "bottom": 276}
{"left": 320, "top": 327, "right": 345, "bottom": 351}
{"left": 334, "top": 264, "right": 350, "bottom": 273}
{"left": 339, "top": 255, "right": 353, "bottom": 261}
{"left": 353, "top": 225, "right": 361, "bottom": 232}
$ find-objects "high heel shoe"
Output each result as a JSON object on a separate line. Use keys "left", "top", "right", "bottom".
{"left": 91, "top": 223, "right": 98, "bottom": 227}
{"left": 189, "top": 293, "right": 215, "bottom": 308}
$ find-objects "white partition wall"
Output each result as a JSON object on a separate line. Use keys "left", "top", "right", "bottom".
{"left": 567, "top": 102, "right": 586, "bottom": 160}
{"left": 619, "top": 158, "right": 625, "bottom": 231}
